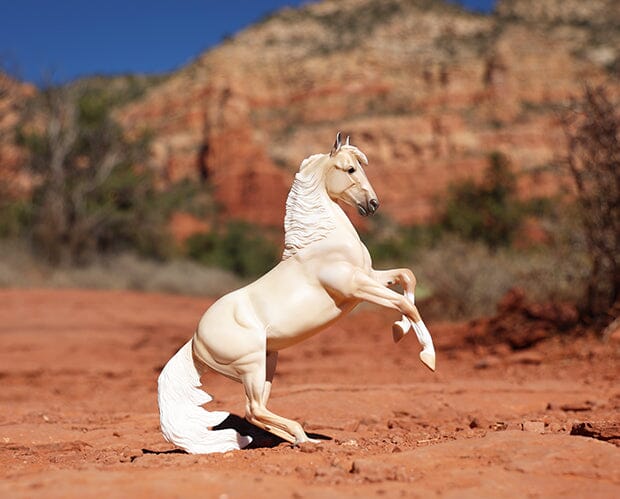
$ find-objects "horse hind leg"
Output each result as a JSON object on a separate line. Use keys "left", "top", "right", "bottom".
{"left": 158, "top": 340, "right": 252, "bottom": 453}
{"left": 239, "top": 351, "right": 317, "bottom": 445}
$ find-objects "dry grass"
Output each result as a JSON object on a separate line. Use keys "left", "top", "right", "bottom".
{"left": 0, "top": 234, "right": 589, "bottom": 321}
{"left": 0, "top": 240, "right": 243, "bottom": 296}
{"left": 411, "top": 236, "right": 589, "bottom": 320}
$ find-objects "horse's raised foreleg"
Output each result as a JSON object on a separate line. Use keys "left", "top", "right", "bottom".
{"left": 320, "top": 264, "right": 435, "bottom": 371}
{"left": 372, "top": 268, "right": 418, "bottom": 321}
{"left": 372, "top": 268, "right": 416, "bottom": 293}
{"left": 371, "top": 268, "right": 435, "bottom": 365}
{"left": 239, "top": 351, "right": 315, "bottom": 444}
{"left": 372, "top": 268, "right": 421, "bottom": 340}
{"left": 360, "top": 271, "right": 435, "bottom": 371}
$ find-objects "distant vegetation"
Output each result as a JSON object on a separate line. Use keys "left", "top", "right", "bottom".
{"left": 10, "top": 84, "right": 180, "bottom": 263}
{"left": 186, "top": 221, "right": 280, "bottom": 278}
{"left": 0, "top": 79, "right": 280, "bottom": 282}
{"left": 361, "top": 150, "right": 580, "bottom": 318}
{"left": 561, "top": 85, "right": 619, "bottom": 326}
{"left": 442, "top": 152, "right": 521, "bottom": 248}
{"left": 0, "top": 75, "right": 617, "bottom": 329}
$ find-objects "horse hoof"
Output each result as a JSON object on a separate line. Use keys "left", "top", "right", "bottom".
{"left": 419, "top": 350, "right": 436, "bottom": 372}
{"left": 392, "top": 320, "right": 410, "bottom": 343}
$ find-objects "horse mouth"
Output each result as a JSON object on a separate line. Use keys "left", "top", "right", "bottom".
{"left": 357, "top": 199, "right": 379, "bottom": 217}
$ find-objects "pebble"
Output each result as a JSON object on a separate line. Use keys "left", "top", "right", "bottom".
{"left": 511, "top": 351, "right": 543, "bottom": 365}
{"left": 474, "top": 355, "right": 501, "bottom": 369}
{"left": 522, "top": 421, "right": 545, "bottom": 433}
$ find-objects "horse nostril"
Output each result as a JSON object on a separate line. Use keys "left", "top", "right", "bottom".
{"left": 369, "top": 199, "right": 379, "bottom": 213}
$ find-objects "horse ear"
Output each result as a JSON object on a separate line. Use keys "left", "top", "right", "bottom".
{"left": 330, "top": 132, "right": 342, "bottom": 157}
{"left": 345, "top": 135, "right": 350, "bottom": 146}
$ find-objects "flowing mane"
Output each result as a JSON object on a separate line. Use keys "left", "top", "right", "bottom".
{"left": 282, "top": 153, "right": 336, "bottom": 260}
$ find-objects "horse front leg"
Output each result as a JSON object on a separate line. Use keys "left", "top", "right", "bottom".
{"left": 353, "top": 270, "right": 436, "bottom": 371}
{"left": 372, "top": 268, "right": 416, "bottom": 337}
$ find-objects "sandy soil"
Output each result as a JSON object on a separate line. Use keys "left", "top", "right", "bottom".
{"left": 0, "top": 289, "right": 618, "bottom": 498}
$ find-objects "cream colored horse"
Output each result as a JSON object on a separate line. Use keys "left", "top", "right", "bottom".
{"left": 158, "top": 133, "right": 435, "bottom": 453}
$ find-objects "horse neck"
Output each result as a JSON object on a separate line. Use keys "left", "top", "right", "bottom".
{"left": 324, "top": 192, "right": 361, "bottom": 241}
{"left": 283, "top": 162, "right": 359, "bottom": 259}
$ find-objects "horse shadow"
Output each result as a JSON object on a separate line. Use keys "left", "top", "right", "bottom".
{"left": 213, "top": 414, "right": 331, "bottom": 449}
{"left": 142, "top": 415, "right": 331, "bottom": 455}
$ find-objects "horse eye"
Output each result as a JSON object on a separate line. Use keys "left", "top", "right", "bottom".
{"left": 347, "top": 167, "right": 356, "bottom": 174}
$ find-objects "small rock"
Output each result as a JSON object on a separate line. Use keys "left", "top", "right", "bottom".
{"left": 351, "top": 459, "right": 410, "bottom": 483}
{"left": 390, "top": 435, "right": 403, "bottom": 445}
{"left": 297, "top": 442, "right": 322, "bottom": 453}
{"left": 474, "top": 355, "right": 501, "bottom": 369}
{"left": 560, "top": 402, "right": 594, "bottom": 412}
{"left": 547, "top": 422, "right": 566, "bottom": 433}
{"left": 314, "top": 465, "right": 343, "bottom": 481}
{"left": 491, "top": 421, "right": 508, "bottom": 431}
{"left": 608, "top": 328, "right": 620, "bottom": 344}
{"left": 330, "top": 457, "right": 348, "bottom": 472}
{"left": 511, "top": 351, "right": 543, "bottom": 365}
{"left": 361, "top": 415, "right": 380, "bottom": 425}
{"left": 469, "top": 417, "right": 481, "bottom": 429}
{"left": 570, "top": 421, "right": 620, "bottom": 446}
{"left": 522, "top": 421, "right": 545, "bottom": 433}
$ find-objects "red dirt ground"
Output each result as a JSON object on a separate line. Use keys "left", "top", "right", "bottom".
{"left": 0, "top": 289, "right": 618, "bottom": 498}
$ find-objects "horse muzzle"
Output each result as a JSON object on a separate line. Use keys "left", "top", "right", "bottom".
{"left": 357, "top": 198, "right": 379, "bottom": 217}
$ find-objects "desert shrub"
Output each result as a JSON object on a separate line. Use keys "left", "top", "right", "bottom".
{"left": 186, "top": 221, "right": 280, "bottom": 278}
{"left": 0, "top": 197, "right": 32, "bottom": 238}
{"left": 411, "top": 234, "right": 588, "bottom": 320}
{"left": 361, "top": 204, "right": 589, "bottom": 320}
{"left": 361, "top": 214, "right": 441, "bottom": 265}
{"left": 14, "top": 85, "right": 188, "bottom": 263}
{"left": 441, "top": 152, "right": 525, "bottom": 248}
{"left": 561, "top": 85, "right": 620, "bottom": 325}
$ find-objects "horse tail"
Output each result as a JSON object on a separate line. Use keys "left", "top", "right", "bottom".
{"left": 157, "top": 339, "right": 252, "bottom": 453}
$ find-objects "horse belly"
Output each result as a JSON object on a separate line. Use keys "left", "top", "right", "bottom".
{"left": 257, "top": 287, "right": 351, "bottom": 350}
{"left": 194, "top": 290, "right": 265, "bottom": 366}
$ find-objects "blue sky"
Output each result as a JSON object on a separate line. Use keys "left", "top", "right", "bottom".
{"left": 1, "top": 1, "right": 496, "bottom": 85}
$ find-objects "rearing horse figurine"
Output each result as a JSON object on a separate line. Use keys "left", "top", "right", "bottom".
{"left": 158, "top": 133, "right": 436, "bottom": 453}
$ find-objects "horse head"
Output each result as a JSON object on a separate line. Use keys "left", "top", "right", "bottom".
{"left": 324, "top": 132, "right": 379, "bottom": 217}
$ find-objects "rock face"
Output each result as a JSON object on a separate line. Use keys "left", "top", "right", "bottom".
{"left": 8, "top": 0, "right": 620, "bottom": 228}
{"left": 0, "top": 73, "right": 36, "bottom": 196}
{"left": 115, "top": 0, "right": 619, "bottom": 227}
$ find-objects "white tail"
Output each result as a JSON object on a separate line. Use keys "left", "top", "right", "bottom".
{"left": 157, "top": 340, "right": 252, "bottom": 453}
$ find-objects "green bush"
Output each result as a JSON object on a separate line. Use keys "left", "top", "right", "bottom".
{"left": 441, "top": 152, "right": 524, "bottom": 248}
{"left": 11, "top": 85, "right": 204, "bottom": 264}
{"left": 186, "top": 221, "right": 280, "bottom": 278}
{"left": 0, "top": 198, "right": 32, "bottom": 238}
{"left": 361, "top": 214, "right": 441, "bottom": 266}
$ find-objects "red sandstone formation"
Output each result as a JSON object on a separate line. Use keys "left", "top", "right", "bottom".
{"left": 0, "top": 73, "right": 36, "bottom": 196}
{"left": 115, "top": 0, "right": 619, "bottom": 226}
{"left": 4, "top": 1, "right": 620, "bottom": 229}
